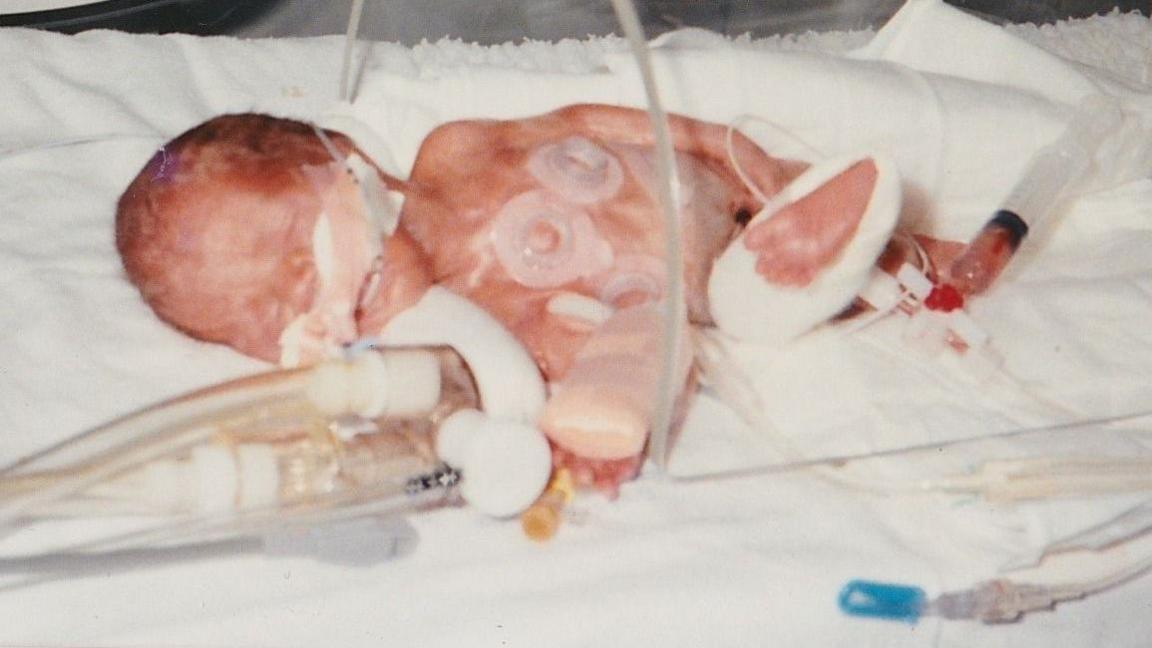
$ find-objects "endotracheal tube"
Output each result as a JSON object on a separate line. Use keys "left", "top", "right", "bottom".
{"left": 0, "top": 346, "right": 479, "bottom": 560}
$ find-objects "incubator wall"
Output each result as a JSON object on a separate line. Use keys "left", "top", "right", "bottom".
{"left": 3, "top": 0, "right": 1152, "bottom": 644}
{"left": 3, "top": 0, "right": 1148, "bottom": 481}
{"left": 1, "top": 0, "right": 1145, "bottom": 37}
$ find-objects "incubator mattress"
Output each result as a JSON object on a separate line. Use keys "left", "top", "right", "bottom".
{"left": 2, "top": 1, "right": 1151, "bottom": 644}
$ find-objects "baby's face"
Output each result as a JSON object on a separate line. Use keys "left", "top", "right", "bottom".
{"left": 116, "top": 114, "right": 432, "bottom": 365}
{"left": 273, "top": 160, "right": 433, "bottom": 367}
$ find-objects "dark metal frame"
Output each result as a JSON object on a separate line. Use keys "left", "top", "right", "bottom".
{"left": 0, "top": 0, "right": 274, "bottom": 34}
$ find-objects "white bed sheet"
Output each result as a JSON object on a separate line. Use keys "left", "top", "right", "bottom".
{"left": 2, "top": 1, "right": 1152, "bottom": 645}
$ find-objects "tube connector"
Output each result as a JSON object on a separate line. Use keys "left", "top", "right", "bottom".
{"left": 840, "top": 578, "right": 1072, "bottom": 625}
{"left": 520, "top": 469, "right": 575, "bottom": 542}
{"left": 929, "top": 579, "right": 1064, "bottom": 623}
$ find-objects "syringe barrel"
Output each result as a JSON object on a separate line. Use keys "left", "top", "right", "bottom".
{"left": 949, "top": 96, "right": 1119, "bottom": 296}
{"left": 1002, "top": 94, "right": 1121, "bottom": 232}
{"left": 999, "top": 145, "right": 1091, "bottom": 231}
{"left": 947, "top": 210, "right": 1029, "bottom": 295}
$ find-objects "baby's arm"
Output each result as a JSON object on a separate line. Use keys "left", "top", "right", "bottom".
{"left": 709, "top": 155, "right": 903, "bottom": 343}
{"left": 554, "top": 105, "right": 904, "bottom": 345}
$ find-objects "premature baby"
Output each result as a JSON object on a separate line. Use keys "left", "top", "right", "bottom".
{"left": 116, "top": 106, "right": 909, "bottom": 492}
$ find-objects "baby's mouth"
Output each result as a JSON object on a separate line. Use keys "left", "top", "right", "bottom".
{"left": 280, "top": 253, "right": 393, "bottom": 369}
{"left": 278, "top": 150, "right": 393, "bottom": 368}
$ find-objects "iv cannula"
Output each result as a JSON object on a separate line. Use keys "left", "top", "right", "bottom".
{"left": 948, "top": 95, "right": 1122, "bottom": 295}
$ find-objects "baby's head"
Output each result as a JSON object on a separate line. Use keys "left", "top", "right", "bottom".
{"left": 116, "top": 114, "right": 432, "bottom": 364}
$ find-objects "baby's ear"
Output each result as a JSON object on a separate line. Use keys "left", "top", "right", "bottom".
{"left": 708, "top": 155, "right": 901, "bottom": 344}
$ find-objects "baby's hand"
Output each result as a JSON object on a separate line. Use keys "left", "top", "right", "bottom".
{"left": 743, "top": 159, "right": 878, "bottom": 287}
{"left": 709, "top": 156, "right": 901, "bottom": 343}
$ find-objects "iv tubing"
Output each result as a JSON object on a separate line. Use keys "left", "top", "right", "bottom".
{"left": 843, "top": 532, "right": 1152, "bottom": 624}
{"left": 0, "top": 480, "right": 456, "bottom": 593}
{"left": 22, "top": 477, "right": 455, "bottom": 560}
{"left": 608, "top": 0, "right": 685, "bottom": 473}
{"left": 936, "top": 549, "right": 1152, "bottom": 622}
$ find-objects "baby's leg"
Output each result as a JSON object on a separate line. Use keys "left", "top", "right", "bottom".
{"left": 538, "top": 302, "right": 691, "bottom": 490}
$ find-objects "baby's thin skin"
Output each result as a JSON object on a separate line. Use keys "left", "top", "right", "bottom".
{"left": 116, "top": 106, "right": 911, "bottom": 492}
{"left": 116, "top": 115, "right": 432, "bottom": 363}
{"left": 402, "top": 105, "right": 802, "bottom": 377}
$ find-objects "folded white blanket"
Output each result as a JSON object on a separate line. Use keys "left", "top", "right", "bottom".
{"left": 342, "top": 1, "right": 1152, "bottom": 240}
{"left": 1, "top": 1, "right": 1151, "bottom": 646}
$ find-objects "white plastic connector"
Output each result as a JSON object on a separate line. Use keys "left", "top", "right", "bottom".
{"left": 435, "top": 408, "right": 552, "bottom": 518}
{"left": 436, "top": 408, "right": 486, "bottom": 468}
{"left": 234, "top": 444, "right": 280, "bottom": 510}
{"left": 133, "top": 445, "right": 277, "bottom": 514}
{"left": 345, "top": 351, "right": 391, "bottom": 418}
{"left": 381, "top": 349, "right": 443, "bottom": 416}
{"left": 305, "top": 349, "right": 443, "bottom": 420}
{"left": 858, "top": 267, "right": 906, "bottom": 312}
{"left": 191, "top": 446, "right": 238, "bottom": 515}
{"left": 306, "top": 360, "right": 355, "bottom": 417}
{"left": 349, "top": 349, "right": 442, "bottom": 418}
{"left": 895, "top": 263, "right": 934, "bottom": 301}
{"left": 380, "top": 287, "right": 546, "bottom": 424}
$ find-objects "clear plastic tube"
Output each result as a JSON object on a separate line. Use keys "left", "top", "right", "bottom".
{"left": 608, "top": 0, "right": 686, "bottom": 473}
{"left": 0, "top": 347, "right": 478, "bottom": 563}
{"left": 842, "top": 555, "right": 1152, "bottom": 625}
{"left": 1045, "top": 498, "right": 1152, "bottom": 554}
